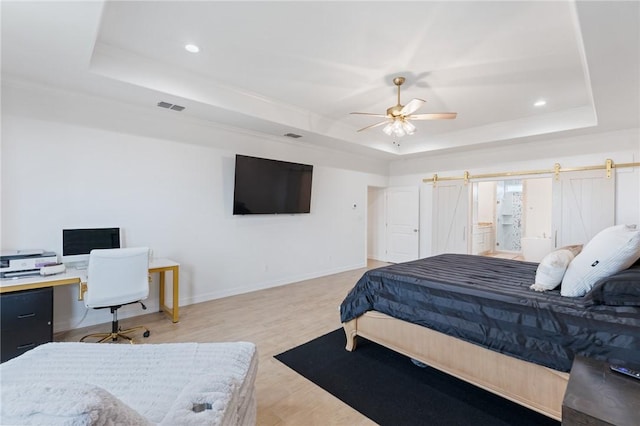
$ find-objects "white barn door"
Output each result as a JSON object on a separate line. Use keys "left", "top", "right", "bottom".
{"left": 385, "top": 186, "right": 420, "bottom": 263}
{"left": 552, "top": 169, "right": 615, "bottom": 248}
{"left": 432, "top": 181, "right": 470, "bottom": 255}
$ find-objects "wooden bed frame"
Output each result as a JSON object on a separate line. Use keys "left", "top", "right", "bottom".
{"left": 343, "top": 311, "right": 569, "bottom": 421}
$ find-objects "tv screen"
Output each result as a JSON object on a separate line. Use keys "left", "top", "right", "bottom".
{"left": 233, "top": 155, "right": 313, "bottom": 215}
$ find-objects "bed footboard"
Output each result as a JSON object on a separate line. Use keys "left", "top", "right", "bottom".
{"left": 343, "top": 311, "right": 568, "bottom": 421}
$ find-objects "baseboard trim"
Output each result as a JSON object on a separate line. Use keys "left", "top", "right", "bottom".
{"left": 183, "top": 262, "right": 365, "bottom": 306}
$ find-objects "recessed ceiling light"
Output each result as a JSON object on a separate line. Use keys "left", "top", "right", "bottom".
{"left": 534, "top": 99, "right": 547, "bottom": 107}
{"left": 184, "top": 44, "right": 200, "bottom": 53}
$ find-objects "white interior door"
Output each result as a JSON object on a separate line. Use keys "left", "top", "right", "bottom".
{"left": 552, "top": 169, "right": 615, "bottom": 248}
{"left": 386, "top": 186, "right": 420, "bottom": 263}
{"left": 432, "top": 181, "right": 470, "bottom": 255}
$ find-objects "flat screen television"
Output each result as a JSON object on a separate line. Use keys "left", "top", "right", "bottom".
{"left": 62, "top": 227, "right": 121, "bottom": 265}
{"left": 233, "top": 155, "right": 313, "bottom": 215}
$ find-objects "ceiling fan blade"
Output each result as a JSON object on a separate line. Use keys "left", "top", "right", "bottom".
{"left": 406, "top": 112, "right": 457, "bottom": 120}
{"left": 356, "top": 120, "right": 390, "bottom": 132}
{"left": 400, "top": 98, "right": 426, "bottom": 116}
{"left": 350, "top": 112, "right": 389, "bottom": 118}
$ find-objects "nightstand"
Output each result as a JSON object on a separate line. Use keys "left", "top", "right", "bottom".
{"left": 562, "top": 355, "right": 640, "bottom": 426}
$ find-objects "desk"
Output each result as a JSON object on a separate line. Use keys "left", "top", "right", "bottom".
{"left": 0, "top": 258, "right": 180, "bottom": 323}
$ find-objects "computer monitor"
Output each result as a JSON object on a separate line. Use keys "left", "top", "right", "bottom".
{"left": 62, "top": 228, "right": 121, "bottom": 265}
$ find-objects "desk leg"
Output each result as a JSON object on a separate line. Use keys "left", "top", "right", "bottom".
{"left": 171, "top": 266, "right": 179, "bottom": 323}
{"left": 158, "top": 267, "right": 180, "bottom": 323}
{"left": 159, "top": 272, "right": 165, "bottom": 312}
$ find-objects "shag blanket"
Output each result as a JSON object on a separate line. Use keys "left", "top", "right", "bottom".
{"left": 0, "top": 342, "right": 258, "bottom": 425}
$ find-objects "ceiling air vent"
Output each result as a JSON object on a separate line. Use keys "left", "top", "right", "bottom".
{"left": 284, "top": 133, "right": 302, "bottom": 139}
{"left": 157, "top": 101, "right": 185, "bottom": 111}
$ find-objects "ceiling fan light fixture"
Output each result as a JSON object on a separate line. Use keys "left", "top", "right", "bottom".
{"left": 403, "top": 120, "right": 416, "bottom": 135}
{"left": 391, "top": 119, "right": 406, "bottom": 137}
{"left": 382, "top": 118, "right": 415, "bottom": 138}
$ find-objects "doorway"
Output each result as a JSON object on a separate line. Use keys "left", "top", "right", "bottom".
{"left": 495, "top": 179, "right": 523, "bottom": 252}
{"left": 472, "top": 177, "right": 553, "bottom": 260}
{"left": 367, "top": 186, "right": 420, "bottom": 263}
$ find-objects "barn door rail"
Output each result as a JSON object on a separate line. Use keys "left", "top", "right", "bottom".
{"left": 423, "top": 159, "right": 640, "bottom": 185}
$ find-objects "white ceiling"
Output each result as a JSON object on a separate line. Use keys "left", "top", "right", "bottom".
{"left": 2, "top": 1, "right": 638, "bottom": 160}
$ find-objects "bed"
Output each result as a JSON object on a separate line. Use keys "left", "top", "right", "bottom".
{"left": 0, "top": 341, "right": 258, "bottom": 425}
{"left": 340, "top": 254, "right": 640, "bottom": 421}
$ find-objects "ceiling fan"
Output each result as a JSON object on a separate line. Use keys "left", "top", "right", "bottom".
{"left": 351, "top": 76, "right": 457, "bottom": 137}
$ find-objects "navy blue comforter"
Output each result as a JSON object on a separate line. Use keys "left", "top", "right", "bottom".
{"left": 340, "top": 254, "right": 640, "bottom": 372}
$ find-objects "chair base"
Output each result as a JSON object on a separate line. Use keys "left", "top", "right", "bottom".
{"left": 80, "top": 325, "right": 150, "bottom": 344}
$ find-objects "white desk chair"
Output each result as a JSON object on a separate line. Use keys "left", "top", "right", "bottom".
{"left": 80, "top": 247, "right": 151, "bottom": 344}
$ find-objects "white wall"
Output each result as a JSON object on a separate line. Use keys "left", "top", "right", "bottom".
{"left": 1, "top": 83, "right": 388, "bottom": 331}
{"left": 388, "top": 128, "right": 640, "bottom": 257}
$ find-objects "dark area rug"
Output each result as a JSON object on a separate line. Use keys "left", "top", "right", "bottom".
{"left": 275, "top": 329, "right": 560, "bottom": 426}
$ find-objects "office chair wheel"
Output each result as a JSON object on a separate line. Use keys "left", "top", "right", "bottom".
{"left": 143, "top": 330, "right": 150, "bottom": 338}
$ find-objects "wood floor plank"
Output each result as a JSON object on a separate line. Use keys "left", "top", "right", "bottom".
{"left": 55, "top": 260, "right": 388, "bottom": 425}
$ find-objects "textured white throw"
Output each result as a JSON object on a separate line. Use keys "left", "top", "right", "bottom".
{"left": 0, "top": 342, "right": 258, "bottom": 425}
{"left": 2, "top": 380, "right": 152, "bottom": 426}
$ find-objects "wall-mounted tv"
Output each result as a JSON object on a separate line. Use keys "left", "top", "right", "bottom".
{"left": 233, "top": 155, "right": 313, "bottom": 215}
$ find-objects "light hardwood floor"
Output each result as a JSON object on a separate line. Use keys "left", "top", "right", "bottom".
{"left": 55, "top": 261, "right": 388, "bottom": 426}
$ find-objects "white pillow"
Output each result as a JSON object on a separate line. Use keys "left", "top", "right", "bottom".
{"left": 561, "top": 224, "right": 640, "bottom": 297}
{"left": 530, "top": 248, "right": 577, "bottom": 291}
